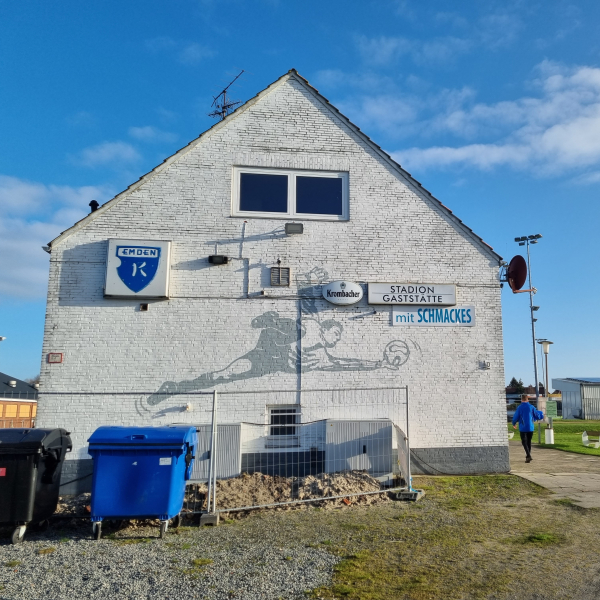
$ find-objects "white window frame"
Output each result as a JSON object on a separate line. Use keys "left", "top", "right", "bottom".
{"left": 232, "top": 166, "right": 349, "bottom": 221}
{"left": 265, "top": 405, "right": 301, "bottom": 449}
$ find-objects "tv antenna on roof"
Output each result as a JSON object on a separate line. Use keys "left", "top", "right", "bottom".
{"left": 209, "top": 70, "right": 245, "bottom": 121}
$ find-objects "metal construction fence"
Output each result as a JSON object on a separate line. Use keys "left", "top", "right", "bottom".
{"left": 33, "top": 386, "right": 411, "bottom": 513}
{"left": 177, "top": 386, "right": 411, "bottom": 515}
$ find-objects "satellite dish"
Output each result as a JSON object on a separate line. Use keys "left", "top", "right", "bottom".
{"left": 507, "top": 255, "right": 527, "bottom": 292}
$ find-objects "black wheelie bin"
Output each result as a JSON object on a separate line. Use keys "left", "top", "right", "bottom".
{"left": 0, "top": 428, "right": 72, "bottom": 544}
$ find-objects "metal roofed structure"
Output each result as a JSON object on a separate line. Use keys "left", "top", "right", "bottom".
{"left": 553, "top": 378, "right": 600, "bottom": 420}
{"left": 0, "top": 372, "right": 38, "bottom": 399}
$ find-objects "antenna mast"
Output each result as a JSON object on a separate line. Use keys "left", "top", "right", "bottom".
{"left": 209, "top": 70, "right": 245, "bottom": 120}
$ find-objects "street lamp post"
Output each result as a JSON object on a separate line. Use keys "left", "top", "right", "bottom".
{"left": 540, "top": 340, "right": 553, "bottom": 403}
{"left": 514, "top": 234, "right": 542, "bottom": 407}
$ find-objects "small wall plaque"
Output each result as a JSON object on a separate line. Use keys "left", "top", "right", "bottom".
{"left": 47, "top": 353, "right": 63, "bottom": 364}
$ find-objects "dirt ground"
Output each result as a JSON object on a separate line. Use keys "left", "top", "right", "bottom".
{"left": 55, "top": 471, "right": 394, "bottom": 526}
{"left": 184, "top": 471, "right": 394, "bottom": 518}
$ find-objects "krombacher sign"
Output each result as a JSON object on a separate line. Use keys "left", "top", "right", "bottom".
{"left": 368, "top": 283, "right": 456, "bottom": 305}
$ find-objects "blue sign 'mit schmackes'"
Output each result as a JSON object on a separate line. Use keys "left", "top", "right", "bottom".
{"left": 116, "top": 246, "right": 161, "bottom": 293}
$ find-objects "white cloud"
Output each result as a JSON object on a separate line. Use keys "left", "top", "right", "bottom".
{"left": 355, "top": 34, "right": 471, "bottom": 66}
{"left": 478, "top": 12, "right": 523, "bottom": 49}
{"left": 355, "top": 35, "right": 413, "bottom": 66}
{"left": 145, "top": 37, "right": 216, "bottom": 65}
{"left": 75, "top": 141, "right": 141, "bottom": 168}
{"left": 66, "top": 110, "right": 95, "bottom": 127}
{"left": 573, "top": 170, "right": 600, "bottom": 185}
{"left": 145, "top": 36, "right": 177, "bottom": 52}
{"left": 0, "top": 176, "right": 113, "bottom": 299}
{"left": 435, "top": 11, "right": 468, "bottom": 29}
{"left": 128, "top": 126, "right": 178, "bottom": 143}
{"left": 332, "top": 82, "right": 476, "bottom": 140}
{"left": 178, "top": 43, "right": 216, "bottom": 65}
{"left": 384, "top": 63, "right": 600, "bottom": 178}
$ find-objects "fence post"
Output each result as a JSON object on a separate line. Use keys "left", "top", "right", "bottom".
{"left": 212, "top": 391, "right": 218, "bottom": 512}
{"left": 206, "top": 390, "right": 218, "bottom": 513}
{"left": 405, "top": 385, "right": 412, "bottom": 491}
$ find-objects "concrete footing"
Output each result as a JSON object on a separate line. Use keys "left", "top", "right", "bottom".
{"left": 200, "top": 513, "right": 220, "bottom": 526}
{"left": 394, "top": 489, "right": 425, "bottom": 502}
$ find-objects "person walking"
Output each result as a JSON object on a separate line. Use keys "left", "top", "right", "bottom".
{"left": 512, "top": 394, "right": 537, "bottom": 462}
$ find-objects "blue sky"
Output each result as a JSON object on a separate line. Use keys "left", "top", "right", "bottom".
{"left": 1, "top": 0, "right": 599, "bottom": 385}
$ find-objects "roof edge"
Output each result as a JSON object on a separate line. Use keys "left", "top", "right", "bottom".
{"left": 286, "top": 70, "right": 502, "bottom": 263}
{"left": 49, "top": 68, "right": 501, "bottom": 262}
{"left": 48, "top": 71, "right": 296, "bottom": 249}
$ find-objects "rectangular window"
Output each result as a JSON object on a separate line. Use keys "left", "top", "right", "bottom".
{"left": 240, "top": 172, "right": 288, "bottom": 213}
{"left": 233, "top": 167, "right": 348, "bottom": 220}
{"left": 18, "top": 404, "right": 30, "bottom": 418}
{"left": 5, "top": 405, "right": 17, "bottom": 418}
{"left": 266, "top": 406, "right": 300, "bottom": 448}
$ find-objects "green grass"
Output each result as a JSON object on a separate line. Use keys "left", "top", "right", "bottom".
{"left": 179, "top": 557, "right": 213, "bottom": 579}
{"left": 37, "top": 547, "right": 56, "bottom": 555}
{"left": 552, "top": 498, "right": 581, "bottom": 508}
{"left": 511, "top": 532, "right": 565, "bottom": 546}
{"left": 311, "top": 475, "right": 554, "bottom": 600}
{"left": 4, "top": 561, "right": 21, "bottom": 568}
{"left": 509, "top": 420, "right": 600, "bottom": 456}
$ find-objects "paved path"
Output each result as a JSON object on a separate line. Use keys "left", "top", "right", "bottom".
{"left": 509, "top": 440, "right": 600, "bottom": 508}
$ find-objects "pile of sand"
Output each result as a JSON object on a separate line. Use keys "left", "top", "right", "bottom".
{"left": 185, "top": 470, "right": 394, "bottom": 518}
{"left": 56, "top": 472, "right": 396, "bottom": 522}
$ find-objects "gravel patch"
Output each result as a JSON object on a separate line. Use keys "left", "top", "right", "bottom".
{"left": 0, "top": 519, "right": 339, "bottom": 600}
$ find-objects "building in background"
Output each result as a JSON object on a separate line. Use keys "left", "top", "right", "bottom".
{"left": 35, "top": 70, "right": 509, "bottom": 493}
{"left": 1, "top": 372, "right": 38, "bottom": 428}
{"left": 552, "top": 378, "right": 600, "bottom": 420}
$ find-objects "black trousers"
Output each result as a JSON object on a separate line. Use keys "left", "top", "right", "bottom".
{"left": 520, "top": 431, "right": 533, "bottom": 458}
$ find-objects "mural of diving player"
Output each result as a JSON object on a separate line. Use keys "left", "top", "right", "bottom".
{"left": 147, "top": 311, "right": 410, "bottom": 405}
{"left": 146, "top": 266, "right": 411, "bottom": 406}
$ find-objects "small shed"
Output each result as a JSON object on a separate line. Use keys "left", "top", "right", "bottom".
{"left": 552, "top": 378, "right": 600, "bottom": 420}
{"left": 0, "top": 372, "right": 38, "bottom": 428}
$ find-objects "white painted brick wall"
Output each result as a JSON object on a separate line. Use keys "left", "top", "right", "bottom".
{"left": 36, "top": 76, "right": 507, "bottom": 460}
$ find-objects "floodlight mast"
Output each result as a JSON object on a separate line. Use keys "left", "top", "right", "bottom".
{"left": 514, "top": 234, "right": 543, "bottom": 405}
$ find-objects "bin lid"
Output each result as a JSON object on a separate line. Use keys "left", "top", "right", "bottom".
{"left": 88, "top": 425, "right": 197, "bottom": 448}
{"left": 0, "top": 428, "right": 72, "bottom": 453}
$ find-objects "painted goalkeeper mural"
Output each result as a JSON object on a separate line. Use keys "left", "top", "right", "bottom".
{"left": 147, "top": 267, "right": 414, "bottom": 406}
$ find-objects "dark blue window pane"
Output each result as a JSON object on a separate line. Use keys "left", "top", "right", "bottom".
{"left": 296, "top": 176, "right": 343, "bottom": 215}
{"left": 240, "top": 173, "right": 288, "bottom": 213}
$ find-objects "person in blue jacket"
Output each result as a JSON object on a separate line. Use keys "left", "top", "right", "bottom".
{"left": 512, "top": 394, "right": 538, "bottom": 463}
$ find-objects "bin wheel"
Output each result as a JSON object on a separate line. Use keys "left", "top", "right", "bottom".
{"left": 159, "top": 521, "right": 168, "bottom": 539}
{"left": 38, "top": 519, "right": 50, "bottom": 532}
{"left": 93, "top": 522, "right": 102, "bottom": 541}
{"left": 171, "top": 514, "right": 181, "bottom": 529}
{"left": 11, "top": 526, "right": 26, "bottom": 545}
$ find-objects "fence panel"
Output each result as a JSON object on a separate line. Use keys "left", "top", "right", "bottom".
{"left": 183, "top": 386, "right": 409, "bottom": 514}
{"left": 33, "top": 388, "right": 409, "bottom": 513}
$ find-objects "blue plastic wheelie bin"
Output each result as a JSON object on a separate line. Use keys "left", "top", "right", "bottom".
{"left": 87, "top": 425, "right": 197, "bottom": 539}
